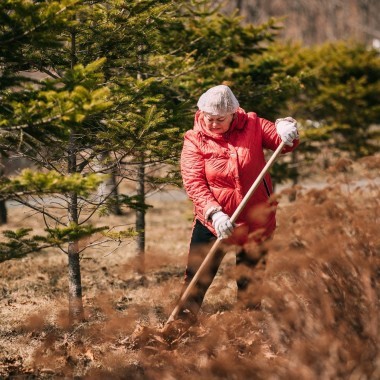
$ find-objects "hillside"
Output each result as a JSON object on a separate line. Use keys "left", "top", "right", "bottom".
{"left": 222, "top": 0, "right": 380, "bottom": 46}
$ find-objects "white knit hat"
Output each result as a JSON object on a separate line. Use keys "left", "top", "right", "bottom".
{"left": 197, "top": 85, "right": 239, "bottom": 116}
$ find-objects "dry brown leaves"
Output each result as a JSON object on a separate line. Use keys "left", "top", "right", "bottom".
{"left": 0, "top": 154, "right": 379, "bottom": 379}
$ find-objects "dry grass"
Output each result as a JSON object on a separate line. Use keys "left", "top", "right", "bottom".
{"left": 0, "top": 154, "right": 379, "bottom": 379}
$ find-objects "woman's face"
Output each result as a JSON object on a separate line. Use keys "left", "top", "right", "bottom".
{"left": 202, "top": 112, "right": 234, "bottom": 134}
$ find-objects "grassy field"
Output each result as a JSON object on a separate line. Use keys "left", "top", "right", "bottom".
{"left": 0, "top": 154, "right": 379, "bottom": 379}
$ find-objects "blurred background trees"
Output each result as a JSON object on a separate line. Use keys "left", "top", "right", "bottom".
{"left": 223, "top": 0, "right": 380, "bottom": 47}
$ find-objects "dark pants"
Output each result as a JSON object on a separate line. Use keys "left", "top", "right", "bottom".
{"left": 180, "top": 219, "right": 267, "bottom": 319}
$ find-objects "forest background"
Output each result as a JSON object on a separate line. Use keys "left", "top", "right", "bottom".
{"left": 0, "top": 0, "right": 379, "bottom": 378}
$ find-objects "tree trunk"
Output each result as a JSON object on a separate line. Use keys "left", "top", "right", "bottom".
{"left": 67, "top": 133, "right": 84, "bottom": 324}
{"left": 236, "top": 0, "right": 244, "bottom": 13}
{"left": 135, "top": 160, "right": 145, "bottom": 274}
{"left": 135, "top": 50, "right": 146, "bottom": 275}
{"left": 67, "top": 237, "right": 83, "bottom": 323}
{"left": 0, "top": 155, "right": 7, "bottom": 225}
{"left": 0, "top": 200, "right": 7, "bottom": 225}
{"left": 109, "top": 170, "right": 122, "bottom": 215}
{"left": 95, "top": 152, "right": 122, "bottom": 215}
{"left": 66, "top": 30, "right": 84, "bottom": 323}
{"left": 0, "top": 153, "right": 8, "bottom": 226}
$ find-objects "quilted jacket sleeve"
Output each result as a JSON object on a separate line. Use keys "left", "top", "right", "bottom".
{"left": 180, "top": 131, "right": 221, "bottom": 223}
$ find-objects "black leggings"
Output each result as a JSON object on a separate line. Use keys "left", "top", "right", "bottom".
{"left": 180, "top": 219, "right": 266, "bottom": 317}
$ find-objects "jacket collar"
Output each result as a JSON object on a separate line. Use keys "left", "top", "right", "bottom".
{"left": 193, "top": 108, "right": 248, "bottom": 140}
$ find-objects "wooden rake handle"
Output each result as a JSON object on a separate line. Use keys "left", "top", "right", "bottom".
{"left": 165, "top": 141, "right": 286, "bottom": 325}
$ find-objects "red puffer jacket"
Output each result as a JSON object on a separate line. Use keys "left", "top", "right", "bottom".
{"left": 180, "top": 108, "right": 299, "bottom": 244}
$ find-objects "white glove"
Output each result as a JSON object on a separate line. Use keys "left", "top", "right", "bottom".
{"left": 211, "top": 211, "right": 234, "bottom": 239}
{"left": 275, "top": 117, "right": 299, "bottom": 146}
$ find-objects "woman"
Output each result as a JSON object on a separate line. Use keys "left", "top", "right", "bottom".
{"left": 179, "top": 85, "right": 299, "bottom": 320}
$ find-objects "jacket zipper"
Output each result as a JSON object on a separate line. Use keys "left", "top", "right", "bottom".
{"left": 263, "top": 178, "right": 271, "bottom": 198}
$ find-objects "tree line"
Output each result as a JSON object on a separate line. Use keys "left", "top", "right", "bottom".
{"left": 224, "top": 0, "right": 380, "bottom": 46}
{"left": 0, "top": 0, "right": 379, "bottom": 323}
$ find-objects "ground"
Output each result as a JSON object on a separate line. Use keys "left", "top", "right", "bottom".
{"left": 0, "top": 154, "right": 379, "bottom": 379}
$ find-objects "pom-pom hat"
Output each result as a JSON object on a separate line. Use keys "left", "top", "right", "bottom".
{"left": 197, "top": 85, "right": 239, "bottom": 116}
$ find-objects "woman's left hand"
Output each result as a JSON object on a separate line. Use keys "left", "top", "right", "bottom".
{"left": 275, "top": 117, "right": 299, "bottom": 146}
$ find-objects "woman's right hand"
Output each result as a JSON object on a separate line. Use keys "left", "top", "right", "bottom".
{"left": 211, "top": 211, "right": 234, "bottom": 239}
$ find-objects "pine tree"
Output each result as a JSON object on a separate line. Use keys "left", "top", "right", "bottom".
{"left": 271, "top": 41, "right": 380, "bottom": 160}
{"left": 0, "top": 0, "right": 134, "bottom": 322}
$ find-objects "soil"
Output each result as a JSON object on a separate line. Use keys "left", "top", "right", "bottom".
{"left": 0, "top": 154, "right": 379, "bottom": 379}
